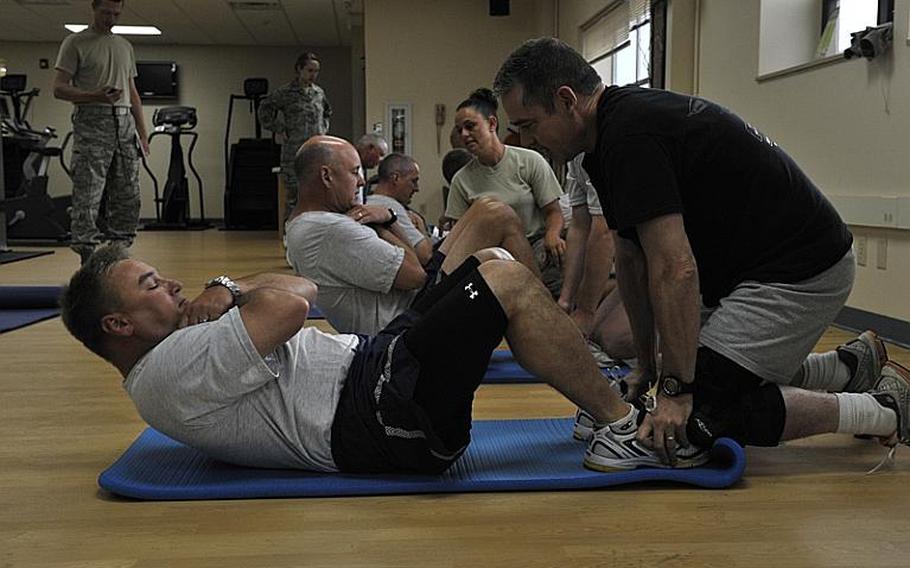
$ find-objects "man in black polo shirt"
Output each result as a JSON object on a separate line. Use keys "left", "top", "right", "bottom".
{"left": 494, "top": 37, "right": 909, "bottom": 468}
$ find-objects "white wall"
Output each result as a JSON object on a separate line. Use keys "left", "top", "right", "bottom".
{"left": 363, "top": 0, "right": 555, "bottom": 224}
{"left": 758, "top": 0, "right": 822, "bottom": 75}
{"left": 697, "top": 0, "right": 910, "bottom": 320}
{"left": 0, "top": 41, "right": 352, "bottom": 220}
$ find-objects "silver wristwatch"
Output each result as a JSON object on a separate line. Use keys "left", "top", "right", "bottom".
{"left": 205, "top": 275, "right": 242, "bottom": 305}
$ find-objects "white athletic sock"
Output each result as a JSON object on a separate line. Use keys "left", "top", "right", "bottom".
{"left": 794, "top": 352, "right": 851, "bottom": 391}
{"left": 834, "top": 392, "right": 897, "bottom": 437}
{"left": 597, "top": 404, "right": 637, "bottom": 433}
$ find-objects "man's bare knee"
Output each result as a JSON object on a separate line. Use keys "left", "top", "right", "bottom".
{"left": 477, "top": 259, "right": 545, "bottom": 314}
{"left": 473, "top": 247, "right": 514, "bottom": 264}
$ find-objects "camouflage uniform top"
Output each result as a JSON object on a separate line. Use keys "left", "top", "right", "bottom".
{"left": 259, "top": 79, "right": 333, "bottom": 164}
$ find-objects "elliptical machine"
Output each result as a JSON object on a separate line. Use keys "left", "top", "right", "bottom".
{"left": 223, "top": 78, "right": 280, "bottom": 229}
{"left": 140, "top": 105, "right": 209, "bottom": 230}
{"left": 1, "top": 74, "right": 71, "bottom": 243}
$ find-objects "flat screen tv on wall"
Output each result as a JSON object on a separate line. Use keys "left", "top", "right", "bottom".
{"left": 135, "top": 61, "right": 178, "bottom": 100}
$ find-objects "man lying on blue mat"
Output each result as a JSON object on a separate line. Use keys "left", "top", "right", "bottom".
{"left": 61, "top": 246, "right": 906, "bottom": 475}
{"left": 62, "top": 245, "right": 706, "bottom": 474}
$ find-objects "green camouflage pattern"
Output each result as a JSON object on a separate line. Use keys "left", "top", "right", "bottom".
{"left": 259, "top": 80, "right": 332, "bottom": 214}
{"left": 69, "top": 108, "right": 140, "bottom": 255}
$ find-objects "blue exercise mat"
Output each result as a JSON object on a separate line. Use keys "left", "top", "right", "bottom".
{"left": 98, "top": 417, "right": 745, "bottom": 500}
{"left": 0, "top": 250, "right": 53, "bottom": 265}
{"left": 0, "top": 286, "right": 62, "bottom": 333}
{"left": 484, "top": 349, "right": 629, "bottom": 384}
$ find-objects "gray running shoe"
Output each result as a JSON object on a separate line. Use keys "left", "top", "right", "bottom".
{"left": 869, "top": 361, "right": 910, "bottom": 446}
{"left": 583, "top": 405, "right": 710, "bottom": 471}
{"left": 837, "top": 330, "right": 888, "bottom": 392}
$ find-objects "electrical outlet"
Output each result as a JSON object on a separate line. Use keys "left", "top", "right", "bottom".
{"left": 855, "top": 236, "right": 867, "bottom": 267}
{"left": 876, "top": 237, "right": 888, "bottom": 270}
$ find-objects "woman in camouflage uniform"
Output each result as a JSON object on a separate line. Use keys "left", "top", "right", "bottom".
{"left": 259, "top": 52, "right": 333, "bottom": 218}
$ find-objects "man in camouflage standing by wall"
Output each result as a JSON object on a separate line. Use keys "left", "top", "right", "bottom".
{"left": 53, "top": 0, "right": 149, "bottom": 265}
{"left": 259, "top": 52, "right": 333, "bottom": 221}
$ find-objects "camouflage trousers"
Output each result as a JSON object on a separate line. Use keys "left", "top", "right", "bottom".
{"left": 69, "top": 106, "right": 141, "bottom": 255}
{"left": 280, "top": 162, "right": 298, "bottom": 221}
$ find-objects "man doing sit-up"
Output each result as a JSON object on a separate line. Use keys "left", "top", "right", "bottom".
{"left": 61, "top": 246, "right": 705, "bottom": 473}
{"left": 285, "top": 135, "right": 542, "bottom": 335}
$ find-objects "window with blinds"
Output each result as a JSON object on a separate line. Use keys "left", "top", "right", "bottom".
{"left": 581, "top": 0, "right": 652, "bottom": 88}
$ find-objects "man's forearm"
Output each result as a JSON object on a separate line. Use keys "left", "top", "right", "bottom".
{"left": 53, "top": 83, "right": 100, "bottom": 104}
{"left": 575, "top": 219, "right": 614, "bottom": 313}
{"left": 559, "top": 223, "right": 586, "bottom": 305}
{"left": 375, "top": 226, "right": 423, "bottom": 273}
{"left": 234, "top": 272, "right": 318, "bottom": 304}
{"left": 648, "top": 261, "right": 700, "bottom": 383}
{"left": 615, "top": 240, "right": 657, "bottom": 373}
{"left": 129, "top": 88, "right": 148, "bottom": 141}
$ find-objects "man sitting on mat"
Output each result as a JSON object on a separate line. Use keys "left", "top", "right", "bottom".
{"left": 61, "top": 245, "right": 708, "bottom": 474}
{"left": 285, "top": 135, "right": 544, "bottom": 335}
{"left": 494, "top": 38, "right": 910, "bottom": 464}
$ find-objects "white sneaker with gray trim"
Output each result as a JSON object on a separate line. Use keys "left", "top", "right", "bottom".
{"left": 583, "top": 405, "right": 710, "bottom": 471}
{"left": 869, "top": 361, "right": 910, "bottom": 446}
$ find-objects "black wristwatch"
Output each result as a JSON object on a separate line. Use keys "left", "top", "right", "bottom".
{"left": 205, "top": 275, "right": 242, "bottom": 306}
{"left": 658, "top": 375, "right": 696, "bottom": 397}
{"left": 379, "top": 208, "right": 398, "bottom": 228}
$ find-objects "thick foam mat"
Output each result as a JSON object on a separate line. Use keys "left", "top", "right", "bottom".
{"left": 98, "top": 417, "right": 745, "bottom": 500}
{"left": 0, "top": 250, "right": 53, "bottom": 265}
{"left": 484, "top": 349, "right": 629, "bottom": 384}
{"left": 0, "top": 286, "right": 62, "bottom": 333}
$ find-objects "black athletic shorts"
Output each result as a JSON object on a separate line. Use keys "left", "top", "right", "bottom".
{"left": 331, "top": 256, "right": 508, "bottom": 474}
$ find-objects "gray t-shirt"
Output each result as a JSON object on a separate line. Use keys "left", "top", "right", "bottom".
{"left": 446, "top": 145, "right": 563, "bottom": 239}
{"left": 366, "top": 193, "right": 427, "bottom": 249}
{"left": 123, "top": 308, "right": 359, "bottom": 471}
{"left": 55, "top": 28, "right": 136, "bottom": 107}
{"left": 566, "top": 153, "right": 603, "bottom": 216}
{"left": 286, "top": 210, "right": 416, "bottom": 335}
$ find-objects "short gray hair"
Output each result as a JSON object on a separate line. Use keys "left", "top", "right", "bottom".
{"left": 356, "top": 133, "right": 388, "bottom": 152}
{"left": 60, "top": 245, "right": 129, "bottom": 361}
{"left": 494, "top": 37, "right": 601, "bottom": 113}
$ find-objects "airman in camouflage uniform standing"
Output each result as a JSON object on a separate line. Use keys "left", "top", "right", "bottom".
{"left": 259, "top": 52, "right": 332, "bottom": 219}
{"left": 53, "top": 0, "right": 149, "bottom": 264}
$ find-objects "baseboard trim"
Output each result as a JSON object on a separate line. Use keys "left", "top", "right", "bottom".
{"left": 834, "top": 306, "right": 910, "bottom": 349}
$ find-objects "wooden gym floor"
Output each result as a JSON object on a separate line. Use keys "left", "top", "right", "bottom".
{"left": 2, "top": 230, "right": 909, "bottom": 567}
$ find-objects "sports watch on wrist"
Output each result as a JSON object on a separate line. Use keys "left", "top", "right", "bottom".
{"left": 379, "top": 208, "right": 398, "bottom": 228}
{"left": 658, "top": 375, "right": 696, "bottom": 397}
{"left": 205, "top": 275, "right": 242, "bottom": 305}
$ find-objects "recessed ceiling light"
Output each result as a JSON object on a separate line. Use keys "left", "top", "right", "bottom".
{"left": 64, "top": 24, "right": 162, "bottom": 35}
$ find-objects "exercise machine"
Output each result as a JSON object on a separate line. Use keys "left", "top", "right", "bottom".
{"left": 223, "top": 78, "right": 280, "bottom": 229}
{"left": 140, "top": 105, "right": 209, "bottom": 230}
{"left": 1, "top": 74, "right": 71, "bottom": 244}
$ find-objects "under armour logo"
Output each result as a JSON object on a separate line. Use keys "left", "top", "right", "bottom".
{"left": 464, "top": 282, "right": 479, "bottom": 299}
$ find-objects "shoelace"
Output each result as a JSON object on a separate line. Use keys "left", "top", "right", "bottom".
{"left": 866, "top": 445, "right": 897, "bottom": 475}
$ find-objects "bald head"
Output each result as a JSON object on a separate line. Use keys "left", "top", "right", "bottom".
{"left": 293, "top": 135, "right": 364, "bottom": 213}
{"left": 294, "top": 135, "right": 352, "bottom": 185}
